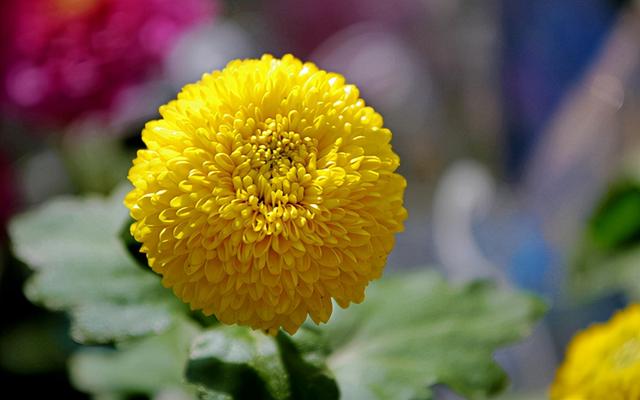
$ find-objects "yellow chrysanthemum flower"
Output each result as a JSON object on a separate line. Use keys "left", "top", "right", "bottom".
{"left": 125, "top": 54, "right": 407, "bottom": 334}
{"left": 551, "top": 304, "right": 640, "bottom": 400}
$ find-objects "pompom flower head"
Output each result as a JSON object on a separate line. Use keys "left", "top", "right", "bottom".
{"left": 551, "top": 304, "right": 640, "bottom": 399}
{"left": 0, "top": 0, "right": 217, "bottom": 124}
{"left": 125, "top": 54, "right": 407, "bottom": 334}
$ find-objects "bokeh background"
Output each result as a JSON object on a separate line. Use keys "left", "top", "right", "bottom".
{"left": 1, "top": 0, "right": 639, "bottom": 398}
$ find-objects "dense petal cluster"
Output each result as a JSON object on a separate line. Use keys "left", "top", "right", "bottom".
{"left": 125, "top": 54, "right": 407, "bottom": 334}
{"left": 551, "top": 304, "right": 640, "bottom": 399}
{"left": 0, "top": 0, "right": 217, "bottom": 124}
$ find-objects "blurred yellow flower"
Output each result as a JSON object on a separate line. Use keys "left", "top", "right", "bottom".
{"left": 551, "top": 304, "right": 640, "bottom": 400}
{"left": 125, "top": 54, "right": 407, "bottom": 334}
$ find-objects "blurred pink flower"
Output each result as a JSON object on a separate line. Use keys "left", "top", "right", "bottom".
{"left": 0, "top": 0, "right": 218, "bottom": 125}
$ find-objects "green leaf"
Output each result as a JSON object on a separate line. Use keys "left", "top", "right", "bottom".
{"left": 187, "top": 326, "right": 339, "bottom": 400}
{"left": 572, "top": 178, "right": 640, "bottom": 300}
{"left": 70, "top": 317, "right": 199, "bottom": 398}
{"left": 185, "top": 271, "right": 541, "bottom": 400}
{"left": 587, "top": 180, "right": 640, "bottom": 252}
{"left": 277, "top": 328, "right": 339, "bottom": 400}
{"left": 186, "top": 326, "right": 291, "bottom": 400}
{"left": 322, "top": 269, "right": 546, "bottom": 400}
{"left": 8, "top": 185, "right": 182, "bottom": 343}
{"left": 186, "top": 325, "right": 339, "bottom": 400}
{"left": 573, "top": 244, "right": 640, "bottom": 300}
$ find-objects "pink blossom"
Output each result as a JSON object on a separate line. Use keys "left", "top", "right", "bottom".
{"left": 0, "top": 0, "right": 218, "bottom": 125}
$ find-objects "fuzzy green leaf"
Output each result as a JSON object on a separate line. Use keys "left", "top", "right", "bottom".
{"left": 70, "top": 318, "right": 198, "bottom": 398}
{"left": 587, "top": 180, "right": 640, "bottom": 252}
{"left": 186, "top": 271, "right": 542, "bottom": 400}
{"left": 186, "top": 325, "right": 339, "bottom": 400}
{"left": 277, "top": 328, "right": 339, "bottom": 400}
{"left": 8, "top": 186, "right": 182, "bottom": 343}
{"left": 322, "top": 270, "right": 546, "bottom": 400}
{"left": 186, "top": 326, "right": 291, "bottom": 400}
{"left": 572, "top": 178, "right": 640, "bottom": 300}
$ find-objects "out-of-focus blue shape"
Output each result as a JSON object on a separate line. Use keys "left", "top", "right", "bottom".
{"left": 507, "top": 218, "right": 557, "bottom": 297}
{"left": 474, "top": 205, "right": 560, "bottom": 298}
{"left": 502, "top": 0, "right": 618, "bottom": 178}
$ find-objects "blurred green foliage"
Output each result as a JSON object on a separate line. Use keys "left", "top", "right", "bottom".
{"left": 323, "top": 272, "right": 545, "bottom": 400}
{"left": 588, "top": 181, "right": 640, "bottom": 252}
{"left": 9, "top": 186, "right": 182, "bottom": 344}
{"left": 9, "top": 187, "right": 545, "bottom": 399}
{"left": 573, "top": 176, "right": 640, "bottom": 300}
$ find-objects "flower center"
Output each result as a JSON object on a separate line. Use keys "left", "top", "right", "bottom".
{"left": 227, "top": 117, "right": 320, "bottom": 236}
{"left": 248, "top": 118, "right": 317, "bottom": 181}
{"left": 613, "top": 337, "right": 640, "bottom": 368}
